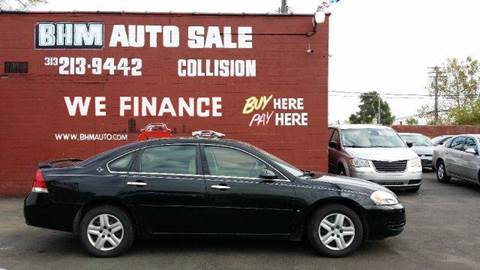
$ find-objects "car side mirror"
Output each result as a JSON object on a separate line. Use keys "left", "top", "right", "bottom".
{"left": 259, "top": 169, "right": 277, "bottom": 180}
{"left": 406, "top": 142, "right": 413, "bottom": 148}
{"left": 465, "top": 148, "right": 478, "bottom": 155}
{"left": 329, "top": 141, "right": 340, "bottom": 150}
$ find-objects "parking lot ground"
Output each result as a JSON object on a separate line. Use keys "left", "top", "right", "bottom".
{"left": 1, "top": 172, "right": 479, "bottom": 270}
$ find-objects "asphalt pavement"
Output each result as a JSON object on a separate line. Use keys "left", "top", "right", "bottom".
{"left": 0, "top": 172, "right": 479, "bottom": 270}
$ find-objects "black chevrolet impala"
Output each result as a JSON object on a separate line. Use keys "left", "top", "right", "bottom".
{"left": 25, "top": 137, "right": 405, "bottom": 257}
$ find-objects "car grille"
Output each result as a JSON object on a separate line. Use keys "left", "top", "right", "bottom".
{"left": 371, "top": 160, "right": 407, "bottom": 172}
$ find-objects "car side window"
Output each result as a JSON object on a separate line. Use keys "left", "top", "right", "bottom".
{"left": 138, "top": 145, "right": 197, "bottom": 175}
{"left": 204, "top": 146, "right": 267, "bottom": 178}
{"left": 449, "top": 137, "right": 465, "bottom": 151}
{"left": 463, "top": 137, "right": 477, "bottom": 151}
{"left": 108, "top": 152, "right": 136, "bottom": 172}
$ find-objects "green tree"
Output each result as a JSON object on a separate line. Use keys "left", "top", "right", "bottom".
{"left": 449, "top": 99, "right": 480, "bottom": 125}
{"left": 0, "top": 0, "right": 45, "bottom": 11}
{"left": 420, "top": 57, "right": 480, "bottom": 124}
{"left": 349, "top": 91, "right": 395, "bottom": 125}
{"left": 405, "top": 118, "right": 419, "bottom": 125}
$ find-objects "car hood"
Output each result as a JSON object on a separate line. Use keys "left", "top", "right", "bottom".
{"left": 345, "top": 147, "right": 417, "bottom": 161}
{"left": 411, "top": 146, "right": 434, "bottom": 156}
{"left": 301, "top": 174, "right": 391, "bottom": 195}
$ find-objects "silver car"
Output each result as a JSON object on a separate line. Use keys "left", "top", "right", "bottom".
{"left": 399, "top": 133, "right": 434, "bottom": 169}
{"left": 433, "top": 134, "right": 480, "bottom": 185}
{"left": 328, "top": 125, "right": 423, "bottom": 191}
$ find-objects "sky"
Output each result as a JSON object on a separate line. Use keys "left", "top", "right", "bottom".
{"left": 26, "top": 0, "right": 480, "bottom": 124}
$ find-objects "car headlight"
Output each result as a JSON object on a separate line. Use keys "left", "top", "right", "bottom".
{"left": 350, "top": 158, "right": 370, "bottom": 168}
{"left": 370, "top": 190, "right": 399, "bottom": 205}
{"left": 407, "top": 157, "right": 422, "bottom": 168}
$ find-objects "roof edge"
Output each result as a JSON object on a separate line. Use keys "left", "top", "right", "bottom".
{"left": 0, "top": 10, "right": 317, "bottom": 17}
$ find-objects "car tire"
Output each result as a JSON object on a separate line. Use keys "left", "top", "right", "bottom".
{"left": 337, "top": 164, "right": 347, "bottom": 176}
{"left": 79, "top": 205, "right": 134, "bottom": 257}
{"left": 307, "top": 204, "right": 363, "bottom": 257}
{"left": 436, "top": 160, "right": 451, "bottom": 183}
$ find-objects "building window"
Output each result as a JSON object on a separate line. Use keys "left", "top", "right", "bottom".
{"left": 4, "top": 62, "right": 28, "bottom": 74}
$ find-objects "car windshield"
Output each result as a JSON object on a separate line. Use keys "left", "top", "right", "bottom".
{"left": 400, "top": 134, "right": 432, "bottom": 146}
{"left": 341, "top": 128, "right": 406, "bottom": 148}
{"left": 253, "top": 147, "right": 305, "bottom": 178}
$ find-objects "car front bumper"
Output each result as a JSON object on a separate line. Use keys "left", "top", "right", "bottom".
{"left": 348, "top": 166, "right": 422, "bottom": 188}
{"left": 420, "top": 156, "right": 433, "bottom": 168}
{"left": 364, "top": 203, "right": 406, "bottom": 239}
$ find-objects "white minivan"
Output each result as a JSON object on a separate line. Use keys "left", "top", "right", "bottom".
{"left": 328, "top": 125, "right": 422, "bottom": 192}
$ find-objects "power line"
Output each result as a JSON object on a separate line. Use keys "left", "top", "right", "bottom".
{"left": 329, "top": 90, "right": 480, "bottom": 98}
{"left": 329, "top": 94, "right": 435, "bottom": 100}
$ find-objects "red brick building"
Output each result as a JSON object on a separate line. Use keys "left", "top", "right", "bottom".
{"left": 392, "top": 125, "right": 480, "bottom": 138}
{"left": 0, "top": 12, "right": 329, "bottom": 196}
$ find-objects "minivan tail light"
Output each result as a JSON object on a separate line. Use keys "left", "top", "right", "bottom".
{"left": 32, "top": 169, "right": 48, "bottom": 193}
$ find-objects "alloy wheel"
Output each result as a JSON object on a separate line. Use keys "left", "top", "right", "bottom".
{"left": 318, "top": 213, "right": 355, "bottom": 251}
{"left": 87, "top": 214, "right": 124, "bottom": 251}
{"left": 437, "top": 164, "right": 445, "bottom": 179}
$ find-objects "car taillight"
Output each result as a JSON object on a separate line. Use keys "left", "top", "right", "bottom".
{"left": 32, "top": 169, "right": 48, "bottom": 193}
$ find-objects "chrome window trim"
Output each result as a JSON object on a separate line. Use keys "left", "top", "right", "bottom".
{"left": 126, "top": 172, "right": 204, "bottom": 178}
{"left": 201, "top": 143, "right": 291, "bottom": 182}
{"left": 106, "top": 142, "right": 290, "bottom": 182}
{"left": 205, "top": 174, "right": 287, "bottom": 182}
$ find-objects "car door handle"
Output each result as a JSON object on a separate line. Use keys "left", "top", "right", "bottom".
{"left": 211, "top": 184, "right": 231, "bottom": 190}
{"left": 127, "top": 181, "right": 147, "bottom": 187}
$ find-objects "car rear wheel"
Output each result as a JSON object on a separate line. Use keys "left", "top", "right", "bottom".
{"left": 308, "top": 204, "right": 363, "bottom": 257}
{"left": 80, "top": 205, "right": 134, "bottom": 257}
{"left": 436, "top": 161, "right": 450, "bottom": 183}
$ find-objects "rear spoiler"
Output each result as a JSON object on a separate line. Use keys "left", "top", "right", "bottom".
{"left": 38, "top": 158, "right": 83, "bottom": 169}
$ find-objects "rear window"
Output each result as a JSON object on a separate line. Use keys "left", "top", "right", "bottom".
{"left": 108, "top": 152, "right": 136, "bottom": 172}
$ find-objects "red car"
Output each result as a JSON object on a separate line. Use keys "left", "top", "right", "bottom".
{"left": 137, "top": 123, "right": 172, "bottom": 141}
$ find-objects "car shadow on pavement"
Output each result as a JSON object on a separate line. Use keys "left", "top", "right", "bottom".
{"left": 130, "top": 238, "right": 314, "bottom": 256}
{"left": 446, "top": 179, "right": 480, "bottom": 193}
{"left": 126, "top": 237, "right": 395, "bottom": 258}
{"left": 28, "top": 234, "right": 395, "bottom": 259}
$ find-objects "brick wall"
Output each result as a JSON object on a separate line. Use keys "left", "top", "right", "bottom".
{"left": 0, "top": 12, "right": 329, "bottom": 196}
{"left": 392, "top": 125, "right": 480, "bottom": 138}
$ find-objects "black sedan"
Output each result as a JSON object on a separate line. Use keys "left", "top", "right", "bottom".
{"left": 25, "top": 137, "right": 405, "bottom": 257}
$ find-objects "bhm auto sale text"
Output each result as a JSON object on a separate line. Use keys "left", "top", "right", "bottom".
{"left": 37, "top": 22, "right": 308, "bottom": 127}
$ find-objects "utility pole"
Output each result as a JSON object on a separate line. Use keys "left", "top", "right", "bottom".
{"left": 280, "top": 0, "right": 289, "bottom": 14}
{"left": 428, "top": 66, "right": 443, "bottom": 125}
{"left": 433, "top": 66, "right": 439, "bottom": 125}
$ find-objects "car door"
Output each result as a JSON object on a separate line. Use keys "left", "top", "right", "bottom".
{"left": 444, "top": 136, "right": 465, "bottom": 177}
{"left": 121, "top": 144, "right": 208, "bottom": 234}
{"left": 201, "top": 144, "right": 296, "bottom": 236}
{"left": 457, "top": 137, "right": 480, "bottom": 181}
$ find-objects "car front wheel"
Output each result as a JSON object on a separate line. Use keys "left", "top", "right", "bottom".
{"left": 337, "top": 164, "right": 347, "bottom": 176}
{"left": 79, "top": 205, "right": 134, "bottom": 257}
{"left": 308, "top": 204, "right": 363, "bottom": 257}
{"left": 436, "top": 161, "right": 451, "bottom": 183}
